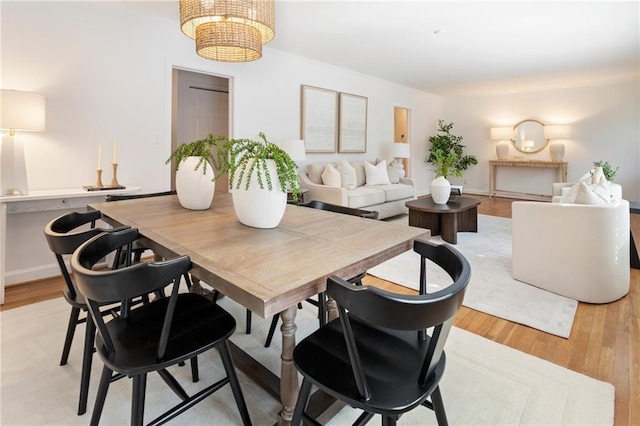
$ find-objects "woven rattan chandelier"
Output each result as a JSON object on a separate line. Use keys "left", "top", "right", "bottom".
{"left": 179, "top": 0, "right": 275, "bottom": 62}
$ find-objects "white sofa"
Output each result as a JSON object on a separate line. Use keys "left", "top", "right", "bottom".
{"left": 299, "top": 161, "right": 416, "bottom": 219}
{"left": 512, "top": 199, "right": 630, "bottom": 303}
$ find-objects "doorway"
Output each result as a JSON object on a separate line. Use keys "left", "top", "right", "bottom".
{"left": 394, "top": 106, "right": 410, "bottom": 177}
{"left": 172, "top": 69, "right": 231, "bottom": 193}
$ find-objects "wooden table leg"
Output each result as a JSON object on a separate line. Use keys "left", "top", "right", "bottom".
{"left": 326, "top": 296, "right": 339, "bottom": 322}
{"left": 278, "top": 305, "right": 298, "bottom": 425}
{"left": 440, "top": 213, "right": 458, "bottom": 244}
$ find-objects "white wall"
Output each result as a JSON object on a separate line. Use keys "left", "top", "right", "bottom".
{"left": 443, "top": 80, "right": 640, "bottom": 201}
{"left": 1, "top": 2, "right": 443, "bottom": 285}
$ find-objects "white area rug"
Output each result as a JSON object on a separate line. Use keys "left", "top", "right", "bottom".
{"left": 373, "top": 214, "right": 578, "bottom": 338}
{"left": 1, "top": 296, "right": 613, "bottom": 425}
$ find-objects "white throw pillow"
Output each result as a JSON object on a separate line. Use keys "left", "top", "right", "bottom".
{"left": 321, "top": 164, "right": 342, "bottom": 187}
{"left": 560, "top": 182, "right": 607, "bottom": 205}
{"left": 336, "top": 160, "right": 357, "bottom": 190}
{"left": 364, "top": 160, "right": 391, "bottom": 186}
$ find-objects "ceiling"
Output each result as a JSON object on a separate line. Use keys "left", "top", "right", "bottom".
{"left": 124, "top": 1, "right": 639, "bottom": 96}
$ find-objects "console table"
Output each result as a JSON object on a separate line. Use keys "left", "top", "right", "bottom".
{"left": 489, "top": 160, "right": 568, "bottom": 199}
{"left": 0, "top": 187, "right": 140, "bottom": 304}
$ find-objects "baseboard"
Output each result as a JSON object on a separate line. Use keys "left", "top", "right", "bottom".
{"left": 5, "top": 263, "right": 61, "bottom": 286}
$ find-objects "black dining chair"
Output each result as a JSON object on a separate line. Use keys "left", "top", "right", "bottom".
{"left": 44, "top": 210, "right": 131, "bottom": 415}
{"left": 71, "top": 227, "right": 252, "bottom": 426}
{"left": 291, "top": 240, "right": 471, "bottom": 426}
{"left": 262, "top": 201, "right": 376, "bottom": 348}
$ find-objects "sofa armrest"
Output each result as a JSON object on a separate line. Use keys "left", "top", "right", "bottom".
{"left": 399, "top": 177, "right": 417, "bottom": 198}
{"left": 299, "top": 172, "right": 349, "bottom": 206}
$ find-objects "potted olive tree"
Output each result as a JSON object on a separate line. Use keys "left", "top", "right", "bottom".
{"left": 226, "top": 132, "right": 301, "bottom": 228}
{"left": 166, "top": 134, "right": 228, "bottom": 210}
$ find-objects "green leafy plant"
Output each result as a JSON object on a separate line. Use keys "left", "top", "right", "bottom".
{"left": 165, "top": 134, "right": 229, "bottom": 180}
{"left": 426, "top": 120, "right": 477, "bottom": 177}
{"left": 227, "top": 132, "right": 301, "bottom": 199}
{"left": 592, "top": 160, "right": 619, "bottom": 181}
{"left": 432, "top": 150, "right": 461, "bottom": 178}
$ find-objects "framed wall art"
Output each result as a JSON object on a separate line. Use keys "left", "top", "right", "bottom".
{"left": 300, "top": 85, "right": 338, "bottom": 153}
{"left": 338, "top": 92, "right": 368, "bottom": 153}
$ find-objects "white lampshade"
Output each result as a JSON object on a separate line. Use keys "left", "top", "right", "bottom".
{"left": 544, "top": 125, "right": 571, "bottom": 139}
{"left": 392, "top": 142, "right": 410, "bottom": 158}
{"left": 276, "top": 139, "right": 306, "bottom": 162}
{"left": 1, "top": 90, "right": 46, "bottom": 132}
{"left": 490, "top": 127, "right": 513, "bottom": 141}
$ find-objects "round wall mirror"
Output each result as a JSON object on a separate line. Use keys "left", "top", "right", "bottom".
{"left": 512, "top": 119, "right": 548, "bottom": 154}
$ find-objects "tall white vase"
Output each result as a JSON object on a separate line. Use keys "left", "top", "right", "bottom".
{"left": 430, "top": 176, "right": 451, "bottom": 205}
{"left": 232, "top": 159, "right": 287, "bottom": 228}
{"left": 175, "top": 156, "right": 215, "bottom": 210}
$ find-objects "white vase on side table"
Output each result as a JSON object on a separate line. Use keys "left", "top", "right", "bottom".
{"left": 430, "top": 176, "right": 451, "bottom": 205}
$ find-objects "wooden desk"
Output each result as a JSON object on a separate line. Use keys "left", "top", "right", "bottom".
{"left": 489, "top": 160, "right": 567, "bottom": 199}
{"left": 89, "top": 193, "right": 428, "bottom": 425}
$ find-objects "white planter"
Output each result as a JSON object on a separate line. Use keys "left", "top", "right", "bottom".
{"left": 232, "top": 159, "right": 287, "bottom": 228}
{"left": 175, "top": 156, "right": 215, "bottom": 210}
{"left": 430, "top": 176, "right": 451, "bottom": 205}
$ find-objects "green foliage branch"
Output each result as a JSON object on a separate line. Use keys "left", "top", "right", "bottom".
{"left": 426, "top": 120, "right": 478, "bottom": 178}
{"left": 165, "top": 134, "right": 229, "bottom": 181}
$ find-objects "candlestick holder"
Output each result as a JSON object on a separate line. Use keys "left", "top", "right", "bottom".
{"left": 94, "top": 169, "right": 104, "bottom": 189}
{"left": 110, "top": 163, "right": 119, "bottom": 187}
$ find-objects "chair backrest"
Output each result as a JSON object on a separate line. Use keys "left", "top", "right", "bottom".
{"left": 71, "top": 228, "right": 192, "bottom": 357}
{"left": 301, "top": 200, "right": 378, "bottom": 219}
{"left": 105, "top": 190, "right": 176, "bottom": 202}
{"left": 326, "top": 240, "right": 470, "bottom": 398}
{"left": 43, "top": 210, "right": 119, "bottom": 300}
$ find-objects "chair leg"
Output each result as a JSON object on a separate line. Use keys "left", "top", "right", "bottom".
{"left": 218, "top": 340, "right": 252, "bottom": 426}
{"left": 382, "top": 415, "right": 398, "bottom": 426}
{"left": 90, "top": 366, "right": 113, "bottom": 426}
{"left": 264, "top": 314, "right": 280, "bottom": 348}
{"left": 291, "top": 378, "right": 313, "bottom": 426}
{"left": 157, "top": 368, "right": 189, "bottom": 401}
{"left": 190, "top": 356, "right": 199, "bottom": 382}
{"left": 430, "top": 385, "right": 448, "bottom": 426}
{"left": 245, "top": 309, "right": 252, "bottom": 334}
{"left": 131, "top": 374, "right": 147, "bottom": 426}
{"left": 78, "top": 314, "right": 96, "bottom": 415}
{"left": 60, "top": 306, "right": 81, "bottom": 366}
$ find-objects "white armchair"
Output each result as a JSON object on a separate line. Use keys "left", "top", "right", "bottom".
{"left": 512, "top": 199, "right": 630, "bottom": 303}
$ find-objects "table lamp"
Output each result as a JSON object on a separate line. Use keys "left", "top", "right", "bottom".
{"left": 392, "top": 142, "right": 411, "bottom": 177}
{"left": 1, "top": 89, "right": 46, "bottom": 196}
{"left": 490, "top": 127, "right": 512, "bottom": 160}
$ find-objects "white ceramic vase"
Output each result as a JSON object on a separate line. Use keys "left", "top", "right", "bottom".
{"left": 496, "top": 142, "right": 509, "bottom": 160}
{"left": 430, "top": 176, "right": 451, "bottom": 205}
{"left": 549, "top": 143, "right": 565, "bottom": 161}
{"left": 175, "top": 156, "right": 215, "bottom": 210}
{"left": 232, "top": 159, "right": 287, "bottom": 228}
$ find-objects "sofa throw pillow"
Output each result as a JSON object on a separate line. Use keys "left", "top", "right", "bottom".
{"left": 321, "top": 164, "right": 342, "bottom": 187}
{"left": 307, "top": 164, "right": 327, "bottom": 185}
{"left": 560, "top": 181, "right": 607, "bottom": 205}
{"left": 364, "top": 160, "right": 391, "bottom": 186}
{"left": 337, "top": 160, "right": 357, "bottom": 190}
{"left": 387, "top": 160, "right": 401, "bottom": 184}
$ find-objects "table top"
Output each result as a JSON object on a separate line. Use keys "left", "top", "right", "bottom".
{"left": 90, "top": 193, "right": 428, "bottom": 318}
{"left": 406, "top": 196, "right": 480, "bottom": 213}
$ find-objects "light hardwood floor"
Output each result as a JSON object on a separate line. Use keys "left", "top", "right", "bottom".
{"left": 2, "top": 195, "right": 638, "bottom": 425}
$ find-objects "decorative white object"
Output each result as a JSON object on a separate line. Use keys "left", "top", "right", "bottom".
{"left": 549, "top": 142, "right": 565, "bottom": 161}
{"left": 364, "top": 160, "right": 390, "bottom": 185}
{"left": 490, "top": 127, "right": 512, "bottom": 160}
{"left": 430, "top": 176, "right": 451, "bottom": 204}
{"left": 232, "top": 159, "right": 287, "bottom": 228}
{"left": 175, "top": 156, "right": 215, "bottom": 210}
{"left": 392, "top": 142, "right": 410, "bottom": 177}
{"left": 0, "top": 89, "right": 46, "bottom": 196}
{"left": 591, "top": 166, "right": 606, "bottom": 184}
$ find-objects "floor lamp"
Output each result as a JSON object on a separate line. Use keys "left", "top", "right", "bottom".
{"left": 0, "top": 90, "right": 46, "bottom": 196}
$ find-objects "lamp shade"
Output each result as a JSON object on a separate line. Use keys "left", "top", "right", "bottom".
{"left": 544, "top": 125, "right": 571, "bottom": 139}
{"left": 392, "top": 142, "right": 410, "bottom": 158}
{"left": 276, "top": 139, "right": 306, "bottom": 162}
{"left": 1, "top": 90, "right": 45, "bottom": 132}
{"left": 490, "top": 127, "right": 513, "bottom": 141}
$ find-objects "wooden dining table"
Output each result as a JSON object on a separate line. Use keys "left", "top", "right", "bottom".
{"left": 89, "top": 192, "right": 429, "bottom": 425}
